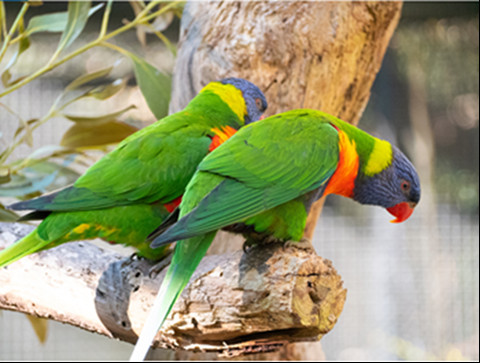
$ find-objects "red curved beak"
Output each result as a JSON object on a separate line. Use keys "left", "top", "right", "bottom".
{"left": 387, "top": 202, "right": 417, "bottom": 223}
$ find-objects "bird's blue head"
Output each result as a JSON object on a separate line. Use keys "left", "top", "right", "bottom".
{"left": 220, "top": 77, "right": 268, "bottom": 124}
{"left": 353, "top": 145, "right": 421, "bottom": 223}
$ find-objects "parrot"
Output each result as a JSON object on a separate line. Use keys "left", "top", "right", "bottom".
{"left": 129, "top": 108, "right": 421, "bottom": 360}
{"left": 0, "top": 77, "right": 268, "bottom": 268}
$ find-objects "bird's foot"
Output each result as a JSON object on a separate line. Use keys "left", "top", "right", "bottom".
{"left": 284, "top": 237, "right": 315, "bottom": 253}
{"left": 148, "top": 252, "right": 173, "bottom": 279}
{"left": 120, "top": 252, "right": 143, "bottom": 268}
{"left": 242, "top": 238, "right": 258, "bottom": 253}
{"left": 243, "top": 234, "right": 281, "bottom": 253}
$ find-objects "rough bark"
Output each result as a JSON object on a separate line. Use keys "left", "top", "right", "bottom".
{"left": 0, "top": 222, "right": 345, "bottom": 357}
{"left": 168, "top": 0, "right": 402, "bottom": 359}
{"left": 170, "top": 1, "right": 401, "bottom": 120}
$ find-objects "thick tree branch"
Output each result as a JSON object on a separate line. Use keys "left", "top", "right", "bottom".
{"left": 0, "top": 223, "right": 345, "bottom": 357}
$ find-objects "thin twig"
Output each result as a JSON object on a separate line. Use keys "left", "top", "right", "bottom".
{"left": 0, "top": 2, "right": 29, "bottom": 64}
{"left": 99, "top": 0, "right": 113, "bottom": 39}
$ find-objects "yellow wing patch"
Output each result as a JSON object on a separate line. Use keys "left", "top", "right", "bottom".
{"left": 201, "top": 82, "right": 246, "bottom": 123}
{"left": 69, "top": 223, "right": 118, "bottom": 239}
{"left": 72, "top": 223, "right": 91, "bottom": 234}
{"left": 364, "top": 139, "right": 393, "bottom": 176}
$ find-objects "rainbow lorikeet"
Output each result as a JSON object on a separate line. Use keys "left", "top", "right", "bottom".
{"left": 0, "top": 78, "right": 267, "bottom": 268}
{"left": 130, "top": 109, "right": 421, "bottom": 360}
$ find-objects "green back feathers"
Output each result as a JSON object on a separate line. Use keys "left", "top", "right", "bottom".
{"left": 317, "top": 111, "right": 394, "bottom": 177}
{"left": 150, "top": 109, "right": 400, "bottom": 247}
{"left": 150, "top": 112, "right": 341, "bottom": 246}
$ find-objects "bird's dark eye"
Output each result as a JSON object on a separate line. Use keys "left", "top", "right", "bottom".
{"left": 255, "top": 97, "right": 263, "bottom": 111}
{"left": 401, "top": 180, "right": 411, "bottom": 193}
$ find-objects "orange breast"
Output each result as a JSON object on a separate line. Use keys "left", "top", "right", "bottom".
{"left": 324, "top": 128, "right": 359, "bottom": 198}
{"left": 209, "top": 125, "right": 237, "bottom": 151}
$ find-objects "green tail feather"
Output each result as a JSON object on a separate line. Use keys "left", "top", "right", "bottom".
{"left": 0, "top": 229, "right": 51, "bottom": 268}
{"left": 129, "top": 232, "right": 216, "bottom": 361}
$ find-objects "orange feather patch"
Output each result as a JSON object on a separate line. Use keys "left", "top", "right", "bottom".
{"left": 209, "top": 126, "right": 237, "bottom": 152}
{"left": 324, "top": 128, "right": 359, "bottom": 198}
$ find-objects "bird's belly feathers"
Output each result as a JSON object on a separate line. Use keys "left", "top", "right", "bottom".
{"left": 224, "top": 198, "right": 309, "bottom": 242}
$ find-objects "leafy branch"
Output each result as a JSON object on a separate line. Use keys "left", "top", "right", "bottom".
{"left": 0, "top": 0, "right": 181, "bottom": 215}
{"left": 0, "top": 0, "right": 181, "bottom": 98}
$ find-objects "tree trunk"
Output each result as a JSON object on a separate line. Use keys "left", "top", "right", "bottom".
{"left": 168, "top": 0, "right": 402, "bottom": 359}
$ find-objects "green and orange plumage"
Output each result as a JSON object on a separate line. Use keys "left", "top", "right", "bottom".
{"left": 0, "top": 78, "right": 267, "bottom": 268}
{"left": 130, "top": 109, "right": 420, "bottom": 360}
{"left": 150, "top": 110, "right": 420, "bottom": 245}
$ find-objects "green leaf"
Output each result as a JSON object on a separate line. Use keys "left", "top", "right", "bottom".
{"left": 21, "top": 145, "right": 75, "bottom": 163}
{"left": 62, "top": 104, "right": 136, "bottom": 125}
{"left": 0, "top": 158, "right": 79, "bottom": 198}
{"left": 27, "top": 157, "right": 80, "bottom": 192}
{"left": 25, "top": 316, "right": 48, "bottom": 344}
{"left": 87, "top": 78, "right": 127, "bottom": 100}
{"left": 18, "top": 13, "right": 31, "bottom": 53}
{"left": 24, "top": 3, "right": 102, "bottom": 36}
{"left": 127, "top": 52, "right": 171, "bottom": 120}
{"left": 65, "top": 65, "right": 114, "bottom": 92}
{"left": 25, "top": 11, "right": 70, "bottom": 34}
{"left": 103, "top": 45, "right": 171, "bottom": 119}
{"left": 0, "top": 167, "right": 59, "bottom": 197}
{"left": 55, "top": 1, "right": 102, "bottom": 54}
{"left": 55, "top": 64, "right": 117, "bottom": 108}
{"left": 0, "top": 168, "right": 10, "bottom": 185}
{"left": 0, "top": 204, "right": 19, "bottom": 222}
{"left": 1, "top": 67, "right": 27, "bottom": 88}
{"left": 60, "top": 120, "right": 139, "bottom": 149}
{"left": 1, "top": 69, "right": 12, "bottom": 89}
{"left": 1, "top": 16, "right": 31, "bottom": 88}
{"left": 5, "top": 145, "right": 79, "bottom": 184}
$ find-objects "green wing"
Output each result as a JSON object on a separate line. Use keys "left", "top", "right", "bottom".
{"left": 11, "top": 114, "right": 211, "bottom": 212}
{"left": 151, "top": 112, "right": 341, "bottom": 246}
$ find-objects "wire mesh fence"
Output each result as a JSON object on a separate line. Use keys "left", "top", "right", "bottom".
{"left": 317, "top": 201, "right": 479, "bottom": 361}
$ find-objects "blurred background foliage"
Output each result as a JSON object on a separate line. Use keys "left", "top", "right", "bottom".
{"left": 0, "top": 1, "right": 478, "bottom": 361}
{"left": 0, "top": 0, "right": 182, "bottom": 216}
